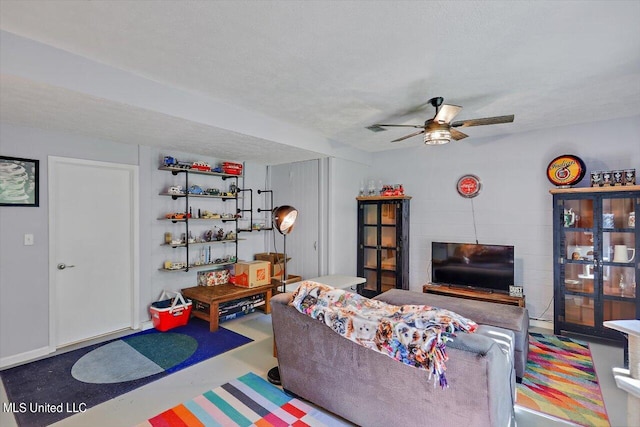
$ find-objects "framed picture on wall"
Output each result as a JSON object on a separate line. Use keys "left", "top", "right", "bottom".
{"left": 0, "top": 156, "right": 39, "bottom": 207}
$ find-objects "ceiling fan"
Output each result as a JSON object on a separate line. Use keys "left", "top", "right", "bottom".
{"left": 369, "top": 97, "right": 514, "bottom": 144}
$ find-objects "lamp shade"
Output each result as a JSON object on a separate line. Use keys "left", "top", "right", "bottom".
{"left": 273, "top": 205, "right": 298, "bottom": 235}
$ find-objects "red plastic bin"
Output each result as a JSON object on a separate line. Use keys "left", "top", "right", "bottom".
{"left": 150, "top": 291, "right": 192, "bottom": 332}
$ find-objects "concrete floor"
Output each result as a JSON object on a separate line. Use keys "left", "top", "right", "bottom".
{"left": 0, "top": 314, "right": 632, "bottom": 427}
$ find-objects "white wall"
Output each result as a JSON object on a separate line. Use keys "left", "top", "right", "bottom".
{"left": 328, "top": 157, "right": 370, "bottom": 275}
{"left": 0, "top": 124, "right": 268, "bottom": 365}
{"left": 368, "top": 116, "right": 640, "bottom": 321}
{"left": 0, "top": 124, "right": 139, "bottom": 361}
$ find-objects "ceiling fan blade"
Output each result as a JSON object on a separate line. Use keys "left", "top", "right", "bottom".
{"left": 433, "top": 104, "right": 462, "bottom": 124}
{"left": 374, "top": 123, "right": 425, "bottom": 128}
{"left": 451, "top": 114, "right": 515, "bottom": 128}
{"left": 391, "top": 129, "right": 425, "bottom": 143}
{"left": 450, "top": 128, "right": 468, "bottom": 141}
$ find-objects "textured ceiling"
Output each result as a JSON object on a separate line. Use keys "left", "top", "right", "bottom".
{"left": 1, "top": 1, "right": 639, "bottom": 164}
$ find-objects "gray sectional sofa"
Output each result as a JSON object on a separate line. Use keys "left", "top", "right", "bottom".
{"left": 271, "top": 287, "right": 525, "bottom": 427}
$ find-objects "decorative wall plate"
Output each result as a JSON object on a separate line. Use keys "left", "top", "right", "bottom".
{"left": 546, "top": 154, "right": 586, "bottom": 187}
{"left": 456, "top": 174, "right": 482, "bottom": 198}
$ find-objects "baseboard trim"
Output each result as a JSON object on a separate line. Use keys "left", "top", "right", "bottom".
{"left": 1, "top": 322, "right": 153, "bottom": 369}
{"left": 530, "top": 319, "right": 553, "bottom": 330}
{"left": 0, "top": 346, "right": 53, "bottom": 369}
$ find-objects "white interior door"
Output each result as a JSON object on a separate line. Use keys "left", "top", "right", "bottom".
{"left": 270, "top": 160, "right": 321, "bottom": 279}
{"left": 49, "top": 157, "right": 138, "bottom": 348}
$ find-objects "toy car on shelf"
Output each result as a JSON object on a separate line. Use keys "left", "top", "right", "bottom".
{"left": 191, "top": 161, "right": 211, "bottom": 172}
{"left": 188, "top": 185, "right": 204, "bottom": 195}
{"left": 165, "top": 212, "right": 187, "bottom": 220}
{"left": 221, "top": 162, "right": 243, "bottom": 175}
{"left": 163, "top": 156, "right": 178, "bottom": 167}
{"left": 168, "top": 186, "right": 185, "bottom": 195}
{"left": 164, "top": 260, "right": 187, "bottom": 270}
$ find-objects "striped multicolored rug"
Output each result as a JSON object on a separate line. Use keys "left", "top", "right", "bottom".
{"left": 516, "top": 332, "right": 609, "bottom": 427}
{"left": 137, "top": 372, "right": 352, "bottom": 426}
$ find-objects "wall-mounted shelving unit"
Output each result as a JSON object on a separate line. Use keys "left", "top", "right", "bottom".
{"left": 158, "top": 165, "right": 242, "bottom": 272}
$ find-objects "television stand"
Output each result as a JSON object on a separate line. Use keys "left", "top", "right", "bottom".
{"left": 422, "top": 283, "right": 526, "bottom": 307}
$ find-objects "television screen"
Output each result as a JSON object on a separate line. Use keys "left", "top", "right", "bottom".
{"left": 431, "top": 242, "right": 515, "bottom": 293}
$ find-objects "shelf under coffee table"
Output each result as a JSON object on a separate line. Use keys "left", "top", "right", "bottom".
{"left": 182, "top": 283, "right": 273, "bottom": 332}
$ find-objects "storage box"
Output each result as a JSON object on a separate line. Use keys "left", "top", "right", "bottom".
{"left": 233, "top": 261, "right": 271, "bottom": 287}
{"left": 254, "top": 252, "right": 290, "bottom": 279}
{"left": 150, "top": 291, "right": 192, "bottom": 332}
{"left": 197, "top": 268, "right": 230, "bottom": 286}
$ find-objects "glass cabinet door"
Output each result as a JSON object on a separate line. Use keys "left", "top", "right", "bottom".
{"left": 560, "top": 197, "right": 596, "bottom": 327}
{"left": 360, "top": 201, "right": 400, "bottom": 296}
{"left": 601, "top": 195, "right": 636, "bottom": 322}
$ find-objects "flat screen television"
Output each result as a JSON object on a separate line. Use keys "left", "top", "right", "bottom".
{"left": 431, "top": 242, "right": 515, "bottom": 293}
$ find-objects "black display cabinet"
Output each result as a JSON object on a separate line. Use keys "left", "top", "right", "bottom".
{"left": 356, "top": 196, "right": 410, "bottom": 298}
{"left": 551, "top": 185, "right": 639, "bottom": 342}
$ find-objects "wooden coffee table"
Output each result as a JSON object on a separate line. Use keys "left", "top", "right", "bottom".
{"left": 182, "top": 283, "right": 272, "bottom": 332}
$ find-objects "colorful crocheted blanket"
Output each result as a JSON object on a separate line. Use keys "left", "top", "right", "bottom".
{"left": 290, "top": 281, "right": 478, "bottom": 388}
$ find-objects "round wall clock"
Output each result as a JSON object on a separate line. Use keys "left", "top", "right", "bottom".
{"left": 546, "top": 154, "right": 586, "bottom": 187}
{"left": 456, "top": 174, "right": 482, "bottom": 198}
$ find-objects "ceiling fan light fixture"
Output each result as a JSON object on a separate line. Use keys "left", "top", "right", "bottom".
{"left": 424, "top": 129, "right": 451, "bottom": 145}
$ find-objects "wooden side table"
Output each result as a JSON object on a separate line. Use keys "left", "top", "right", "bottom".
{"left": 182, "top": 283, "right": 272, "bottom": 332}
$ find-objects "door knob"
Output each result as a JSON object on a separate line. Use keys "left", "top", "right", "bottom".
{"left": 57, "top": 263, "right": 76, "bottom": 270}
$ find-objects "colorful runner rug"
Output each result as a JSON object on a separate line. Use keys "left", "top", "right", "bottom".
{"left": 138, "top": 372, "right": 352, "bottom": 427}
{"left": 516, "top": 332, "right": 609, "bottom": 427}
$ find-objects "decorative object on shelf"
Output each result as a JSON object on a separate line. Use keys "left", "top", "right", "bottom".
{"left": 603, "top": 212, "right": 615, "bottom": 229}
{"left": 630, "top": 211, "right": 636, "bottom": 228}
{"left": 509, "top": 285, "right": 524, "bottom": 297}
{"left": 221, "top": 162, "right": 243, "bottom": 175}
{"left": 563, "top": 208, "right": 577, "bottom": 228}
{"left": 381, "top": 184, "right": 405, "bottom": 197}
{"left": 625, "top": 169, "right": 636, "bottom": 185}
{"left": 613, "top": 245, "right": 635, "bottom": 263}
{"left": 456, "top": 174, "right": 481, "bottom": 198}
{"left": 168, "top": 186, "right": 185, "bottom": 195}
{"left": 0, "top": 156, "right": 39, "bottom": 207}
{"left": 591, "top": 168, "right": 636, "bottom": 187}
{"left": 268, "top": 204, "right": 299, "bottom": 386}
{"left": 191, "top": 161, "right": 211, "bottom": 172}
{"left": 546, "top": 154, "right": 586, "bottom": 187}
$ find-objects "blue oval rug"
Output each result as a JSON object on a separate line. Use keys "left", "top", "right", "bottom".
{"left": 72, "top": 333, "right": 198, "bottom": 383}
{"left": 0, "top": 318, "right": 252, "bottom": 427}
